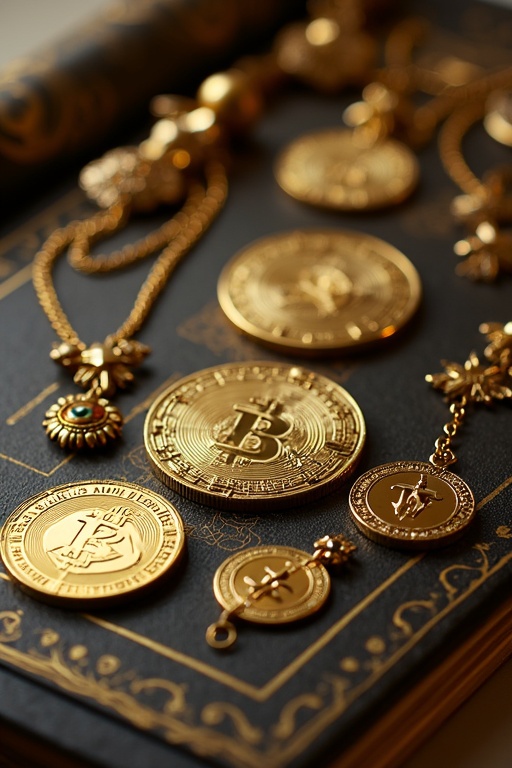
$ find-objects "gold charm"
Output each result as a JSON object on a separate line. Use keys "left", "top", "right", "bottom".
{"left": 43, "top": 393, "right": 123, "bottom": 450}
{"left": 42, "top": 338, "right": 151, "bottom": 450}
{"left": 275, "top": 129, "right": 419, "bottom": 211}
{"left": 217, "top": 229, "right": 421, "bottom": 354}
{"left": 206, "top": 534, "right": 356, "bottom": 649}
{"left": 50, "top": 339, "right": 151, "bottom": 398}
{"left": 0, "top": 480, "right": 185, "bottom": 607}
{"left": 349, "top": 461, "right": 475, "bottom": 548}
{"left": 349, "top": 324, "right": 512, "bottom": 549}
{"left": 144, "top": 362, "right": 365, "bottom": 510}
{"left": 32, "top": 86, "right": 229, "bottom": 454}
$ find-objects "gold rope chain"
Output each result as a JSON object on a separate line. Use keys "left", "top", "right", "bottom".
{"left": 32, "top": 160, "right": 228, "bottom": 348}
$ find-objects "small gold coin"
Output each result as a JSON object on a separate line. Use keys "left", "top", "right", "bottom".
{"left": 144, "top": 362, "right": 365, "bottom": 510}
{"left": 217, "top": 229, "right": 421, "bottom": 354}
{"left": 0, "top": 480, "right": 185, "bottom": 606}
{"left": 275, "top": 129, "right": 419, "bottom": 210}
{"left": 212, "top": 545, "right": 330, "bottom": 623}
{"left": 349, "top": 461, "right": 476, "bottom": 549}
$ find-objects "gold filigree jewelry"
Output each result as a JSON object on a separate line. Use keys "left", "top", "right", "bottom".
{"left": 32, "top": 72, "right": 260, "bottom": 449}
{"left": 206, "top": 534, "right": 356, "bottom": 649}
{"left": 349, "top": 322, "right": 512, "bottom": 549}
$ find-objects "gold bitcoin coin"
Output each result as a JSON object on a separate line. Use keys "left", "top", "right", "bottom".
{"left": 217, "top": 229, "right": 421, "bottom": 354}
{"left": 212, "top": 545, "right": 330, "bottom": 623}
{"left": 349, "top": 461, "right": 475, "bottom": 549}
{"left": 275, "top": 129, "right": 419, "bottom": 210}
{"left": 144, "top": 362, "right": 365, "bottom": 510}
{"left": 0, "top": 480, "right": 185, "bottom": 606}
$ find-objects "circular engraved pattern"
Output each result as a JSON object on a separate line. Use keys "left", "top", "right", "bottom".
{"left": 212, "top": 545, "right": 330, "bottom": 624}
{"left": 217, "top": 229, "right": 421, "bottom": 353}
{"left": 0, "top": 480, "right": 185, "bottom": 606}
{"left": 349, "top": 460, "right": 476, "bottom": 549}
{"left": 144, "top": 362, "right": 366, "bottom": 510}
{"left": 275, "top": 129, "right": 419, "bottom": 210}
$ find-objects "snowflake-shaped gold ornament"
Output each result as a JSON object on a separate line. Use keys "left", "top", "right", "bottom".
{"left": 453, "top": 221, "right": 512, "bottom": 282}
{"left": 426, "top": 351, "right": 512, "bottom": 404}
{"left": 50, "top": 339, "right": 151, "bottom": 398}
{"left": 480, "top": 321, "right": 512, "bottom": 370}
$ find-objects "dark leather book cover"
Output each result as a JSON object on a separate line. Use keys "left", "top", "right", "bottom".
{"left": 1, "top": 1, "right": 512, "bottom": 767}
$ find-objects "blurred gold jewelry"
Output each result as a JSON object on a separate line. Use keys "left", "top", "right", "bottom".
{"left": 437, "top": 75, "right": 512, "bottom": 281}
{"left": 217, "top": 228, "right": 421, "bottom": 353}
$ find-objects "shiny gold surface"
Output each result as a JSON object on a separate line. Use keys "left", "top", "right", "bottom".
{"left": 212, "top": 545, "right": 330, "bottom": 623}
{"left": 275, "top": 129, "right": 419, "bottom": 210}
{"left": 349, "top": 460, "right": 475, "bottom": 549}
{"left": 217, "top": 229, "right": 421, "bottom": 353}
{"left": 0, "top": 480, "right": 185, "bottom": 606}
{"left": 484, "top": 91, "right": 512, "bottom": 147}
{"left": 144, "top": 362, "right": 365, "bottom": 509}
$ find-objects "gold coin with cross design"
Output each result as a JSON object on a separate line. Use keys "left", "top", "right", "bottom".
{"left": 349, "top": 460, "right": 476, "bottom": 549}
{"left": 0, "top": 480, "right": 185, "bottom": 606}
{"left": 212, "top": 545, "right": 331, "bottom": 624}
{"left": 144, "top": 362, "right": 365, "bottom": 510}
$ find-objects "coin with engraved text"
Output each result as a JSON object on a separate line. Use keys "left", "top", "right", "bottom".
{"left": 0, "top": 480, "right": 185, "bottom": 606}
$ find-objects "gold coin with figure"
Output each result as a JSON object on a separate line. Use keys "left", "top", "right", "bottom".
{"left": 275, "top": 129, "right": 419, "bottom": 210}
{"left": 212, "top": 545, "right": 331, "bottom": 624}
{"left": 144, "top": 362, "right": 365, "bottom": 510}
{"left": 349, "top": 460, "right": 476, "bottom": 549}
{"left": 217, "top": 229, "right": 421, "bottom": 354}
{"left": 0, "top": 480, "right": 185, "bottom": 606}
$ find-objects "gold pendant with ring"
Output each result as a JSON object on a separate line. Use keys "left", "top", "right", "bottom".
{"left": 206, "top": 534, "right": 356, "bottom": 649}
{"left": 349, "top": 322, "right": 512, "bottom": 549}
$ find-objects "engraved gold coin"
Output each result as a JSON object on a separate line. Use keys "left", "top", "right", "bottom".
{"left": 217, "top": 229, "right": 421, "bottom": 354}
{"left": 275, "top": 129, "right": 419, "bottom": 210}
{"left": 212, "top": 545, "right": 331, "bottom": 624}
{"left": 0, "top": 480, "right": 185, "bottom": 606}
{"left": 349, "top": 461, "right": 476, "bottom": 549}
{"left": 144, "top": 362, "right": 365, "bottom": 510}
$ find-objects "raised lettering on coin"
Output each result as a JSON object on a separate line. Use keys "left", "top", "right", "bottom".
{"left": 0, "top": 480, "right": 185, "bottom": 606}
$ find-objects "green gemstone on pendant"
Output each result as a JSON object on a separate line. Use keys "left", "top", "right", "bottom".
{"left": 70, "top": 405, "right": 93, "bottom": 420}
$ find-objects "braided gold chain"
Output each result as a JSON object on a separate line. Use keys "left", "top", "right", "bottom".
{"left": 32, "top": 161, "right": 228, "bottom": 347}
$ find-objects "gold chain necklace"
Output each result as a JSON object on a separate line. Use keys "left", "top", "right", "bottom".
{"left": 33, "top": 127, "right": 228, "bottom": 451}
{"left": 33, "top": 4, "right": 512, "bottom": 453}
{"left": 438, "top": 87, "right": 512, "bottom": 281}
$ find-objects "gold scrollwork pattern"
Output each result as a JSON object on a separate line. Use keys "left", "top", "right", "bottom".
{"left": 1, "top": 530, "right": 512, "bottom": 768}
